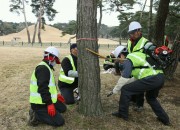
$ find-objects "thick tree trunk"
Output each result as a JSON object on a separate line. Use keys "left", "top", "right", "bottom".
{"left": 154, "top": 0, "right": 170, "bottom": 45}
{"left": 164, "top": 38, "right": 180, "bottom": 80}
{"left": 77, "top": 0, "right": 103, "bottom": 116}
{"left": 22, "top": 0, "right": 31, "bottom": 44}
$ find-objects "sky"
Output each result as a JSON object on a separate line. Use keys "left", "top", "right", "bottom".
{"left": 0, "top": 0, "right": 150, "bottom": 27}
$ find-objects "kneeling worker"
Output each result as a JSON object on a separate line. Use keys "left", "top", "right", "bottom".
{"left": 29, "top": 47, "right": 66, "bottom": 127}
{"left": 58, "top": 43, "right": 78, "bottom": 104}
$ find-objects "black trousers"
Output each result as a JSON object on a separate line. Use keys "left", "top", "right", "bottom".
{"left": 33, "top": 101, "right": 66, "bottom": 126}
{"left": 59, "top": 87, "right": 77, "bottom": 105}
{"left": 118, "top": 73, "right": 169, "bottom": 123}
{"left": 131, "top": 93, "right": 144, "bottom": 107}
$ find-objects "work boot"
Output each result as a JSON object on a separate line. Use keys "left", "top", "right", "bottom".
{"left": 28, "top": 109, "right": 39, "bottom": 127}
{"left": 112, "top": 112, "right": 128, "bottom": 121}
{"left": 157, "top": 117, "right": 171, "bottom": 126}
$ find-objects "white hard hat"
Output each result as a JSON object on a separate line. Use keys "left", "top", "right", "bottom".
{"left": 114, "top": 46, "right": 127, "bottom": 58}
{"left": 44, "top": 46, "right": 60, "bottom": 64}
{"left": 128, "top": 21, "right": 142, "bottom": 32}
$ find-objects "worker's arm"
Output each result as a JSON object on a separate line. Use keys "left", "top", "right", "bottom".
{"left": 112, "top": 59, "right": 133, "bottom": 94}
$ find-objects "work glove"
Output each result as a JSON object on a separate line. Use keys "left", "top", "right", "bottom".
{"left": 47, "top": 104, "right": 56, "bottom": 117}
{"left": 57, "top": 93, "right": 65, "bottom": 103}
{"left": 112, "top": 77, "right": 130, "bottom": 94}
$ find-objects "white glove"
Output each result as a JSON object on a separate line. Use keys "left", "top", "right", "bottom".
{"left": 126, "top": 77, "right": 137, "bottom": 84}
{"left": 68, "top": 70, "right": 78, "bottom": 77}
{"left": 113, "top": 77, "right": 130, "bottom": 94}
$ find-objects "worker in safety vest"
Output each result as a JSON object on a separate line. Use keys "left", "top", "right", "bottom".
{"left": 113, "top": 45, "right": 129, "bottom": 75}
{"left": 103, "top": 50, "right": 116, "bottom": 71}
{"left": 58, "top": 43, "right": 78, "bottom": 104}
{"left": 126, "top": 21, "right": 147, "bottom": 111}
{"left": 28, "top": 47, "right": 67, "bottom": 127}
{"left": 111, "top": 21, "right": 170, "bottom": 126}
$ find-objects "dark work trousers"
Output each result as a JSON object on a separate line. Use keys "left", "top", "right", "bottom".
{"left": 34, "top": 101, "right": 66, "bottom": 126}
{"left": 59, "top": 87, "right": 76, "bottom": 105}
{"left": 118, "top": 73, "right": 169, "bottom": 123}
{"left": 130, "top": 93, "right": 144, "bottom": 107}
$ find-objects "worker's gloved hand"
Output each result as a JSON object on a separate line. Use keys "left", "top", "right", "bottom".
{"left": 57, "top": 94, "right": 65, "bottom": 103}
{"left": 47, "top": 104, "right": 56, "bottom": 117}
{"left": 113, "top": 87, "right": 119, "bottom": 94}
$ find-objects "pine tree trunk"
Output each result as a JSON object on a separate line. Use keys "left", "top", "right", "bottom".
{"left": 77, "top": 0, "right": 103, "bottom": 116}
{"left": 164, "top": 39, "right": 180, "bottom": 80}
{"left": 38, "top": 0, "right": 42, "bottom": 44}
{"left": 148, "top": 0, "right": 153, "bottom": 41}
{"left": 22, "top": 0, "right": 31, "bottom": 44}
{"left": 97, "top": 0, "right": 102, "bottom": 37}
{"left": 154, "top": 0, "right": 170, "bottom": 45}
{"left": 32, "top": 19, "right": 38, "bottom": 44}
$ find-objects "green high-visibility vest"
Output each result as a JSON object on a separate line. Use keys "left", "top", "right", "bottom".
{"left": 127, "top": 37, "right": 148, "bottom": 53}
{"left": 127, "top": 52, "right": 163, "bottom": 79}
{"left": 29, "top": 61, "right": 57, "bottom": 104}
{"left": 59, "top": 55, "right": 76, "bottom": 84}
{"left": 104, "top": 55, "right": 113, "bottom": 64}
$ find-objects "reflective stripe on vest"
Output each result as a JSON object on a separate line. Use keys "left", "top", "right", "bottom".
{"left": 127, "top": 37, "right": 148, "bottom": 53}
{"left": 59, "top": 55, "right": 76, "bottom": 84}
{"left": 127, "top": 52, "right": 163, "bottom": 79}
{"left": 30, "top": 61, "right": 57, "bottom": 104}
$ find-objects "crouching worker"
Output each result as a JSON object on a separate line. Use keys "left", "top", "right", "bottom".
{"left": 113, "top": 45, "right": 129, "bottom": 75}
{"left": 103, "top": 51, "right": 116, "bottom": 71}
{"left": 58, "top": 43, "right": 79, "bottom": 105}
{"left": 28, "top": 47, "right": 67, "bottom": 127}
{"left": 111, "top": 48, "right": 170, "bottom": 126}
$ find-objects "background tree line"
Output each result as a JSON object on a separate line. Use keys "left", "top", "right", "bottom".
{"left": 0, "top": 20, "right": 116, "bottom": 39}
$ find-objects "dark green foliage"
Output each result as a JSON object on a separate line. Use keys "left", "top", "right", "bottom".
{"left": 31, "top": 0, "right": 57, "bottom": 21}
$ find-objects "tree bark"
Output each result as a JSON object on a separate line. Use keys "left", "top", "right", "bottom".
{"left": 32, "top": 19, "right": 38, "bottom": 44}
{"left": 22, "top": 0, "right": 31, "bottom": 44}
{"left": 77, "top": 0, "right": 103, "bottom": 116}
{"left": 154, "top": 0, "right": 170, "bottom": 45}
{"left": 148, "top": 0, "right": 153, "bottom": 41}
{"left": 37, "top": 0, "right": 43, "bottom": 44}
{"left": 164, "top": 36, "right": 180, "bottom": 80}
{"left": 97, "top": 0, "right": 102, "bottom": 37}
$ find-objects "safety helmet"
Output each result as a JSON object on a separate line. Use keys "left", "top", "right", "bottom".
{"left": 128, "top": 21, "right": 142, "bottom": 33}
{"left": 114, "top": 46, "right": 128, "bottom": 58}
{"left": 44, "top": 46, "right": 60, "bottom": 64}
